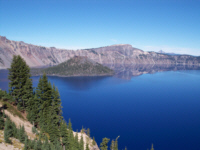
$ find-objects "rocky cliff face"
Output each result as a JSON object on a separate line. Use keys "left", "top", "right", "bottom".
{"left": 0, "top": 36, "right": 200, "bottom": 68}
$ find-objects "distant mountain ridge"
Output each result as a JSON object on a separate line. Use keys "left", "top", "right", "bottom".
{"left": 0, "top": 36, "right": 200, "bottom": 69}
{"left": 158, "top": 50, "right": 181, "bottom": 56}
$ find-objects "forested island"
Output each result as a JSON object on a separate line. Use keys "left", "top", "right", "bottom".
{"left": 31, "top": 56, "right": 114, "bottom": 77}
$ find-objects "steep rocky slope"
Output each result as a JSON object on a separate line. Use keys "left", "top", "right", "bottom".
{"left": 0, "top": 101, "right": 99, "bottom": 150}
{"left": 0, "top": 36, "right": 200, "bottom": 69}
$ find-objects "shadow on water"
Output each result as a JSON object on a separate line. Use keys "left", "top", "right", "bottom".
{"left": 46, "top": 76, "right": 112, "bottom": 91}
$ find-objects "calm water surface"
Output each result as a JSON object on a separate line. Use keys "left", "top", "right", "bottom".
{"left": 1, "top": 69, "right": 200, "bottom": 150}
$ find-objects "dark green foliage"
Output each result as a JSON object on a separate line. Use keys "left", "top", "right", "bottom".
{"left": 27, "top": 94, "right": 38, "bottom": 124}
{"left": 35, "top": 74, "right": 52, "bottom": 132}
{"left": 22, "top": 78, "right": 33, "bottom": 112}
{"left": 42, "top": 135, "right": 51, "bottom": 150}
{"left": 114, "top": 136, "right": 119, "bottom": 150}
{"left": 32, "top": 126, "right": 37, "bottom": 134}
{"left": 8, "top": 55, "right": 31, "bottom": 111}
{"left": 87, "top": 128, "right": 90, "bottom": 137}
{"left": 18, "top": 125, "right": 26, "bottom": 143}
{"left": 24, "top": 136, "right": 28, "bottom": 150}
{"left": 92, "top": 137, "right": 96, "bottom": 145}
{"left": 0, "top": 89, "right": 5, "bottom": 99}
{"left": 0, "top": 110, "right": 4, "bottom": 129}
{"left": 34, "top": 73, "right": 63, "bottom": 142}
{"left": 4, "top": 117, "right": 29, "bottom": 145}
{"left": 34, "top": 140, "right": 38, "bottom": 150}
{"left": 4, "top": 118, "right": 12, "bottom": 143}
{"left": 74, "top": 132, "right": 79, "bottom": 150}
{"left": 100, "top": 138, "right": 110, "bottom": 150}
{"left": 79, "top": 135, "right": 84, "bottom": 150}
{"left": 11, "top": 122, "right": 18, "bottom": 139}
{"left": 86, "top": 143, "right": 90, "bottom": 150}
{"left": 68, "top": 119, "right": 74, "bottom": 149}
{"left": 110, "top": 136, "right": 120, "bottom": 150}
{"left": 1, "top": 91, "right": 14, "bottom": 102}
{"left": 61, "top": 121, "right": 70, "bottom": 148}
{"left": 110, "top": 140, "right": 115, "bottom": 150}
{"left": 51, "top": 84, "right": 63, "bottom": 126}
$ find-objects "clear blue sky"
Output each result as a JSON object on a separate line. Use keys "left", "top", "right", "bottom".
{"left": 0, "top": 0, "right": 200, "bottom": 55}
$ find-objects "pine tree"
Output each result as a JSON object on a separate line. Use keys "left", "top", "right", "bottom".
{"left": 110, "top": 140, "right": 115, "bottom": 150}
{"left": 86, "top": 143, "right": 90, "bottom": 150}
{"left": 33, "top": 140, "right": 38, "bottom": 150}
{"left": 92, "top": 137, "right": 96, "bottom": 146}
{"left": 8, "top": 55, "right": 21, "bottom": 104}
{"left": 79, "top": 135, "right": 84, "bottom": 150}
{"left": 68, "top": 118, "right": 74, "bottom": 149}
{"left": 74, "top": 132, "right": 79, "bottom": 150}
{"left": 8, "top": 55, "right": 31, "bottom": 110}
{"left": 27, "top": 94, "right": 38, "bottom": 125}
{"left": 4, "top": 118, "right": 12, "bottom": 143}
{"left": 87, "top": 128, "right": 90, "bottom": 137}
{"left": 19, "top": 125, "right": 26, "bottom": 143}
{"left": 36, "top": 73, "right": 52, "bottom": 132}
{"left": 114, "top": 136, "right": 120, "bottom": 150}
{"left": 24, "top": 136, "right": 28, "bottom": 150}
{"left": 61, "top": 121, "right": 69, "bottom": 150}
{"left": 22, "top": 78, "right": 33, "bottom": 111}
{"left": 51, "top": 84, "right": 63, "bottom": 125}
{"left": 151, "top": 144, "right": 154, "bottom": 150}
{"left": 0, "top": 111, "right": 4, "bottom": 129}
{"left": 42, "top": 135, "right": 50, "bottom": 150}
{"left": 11, "top": 121, "right": 18, "bottom": 139}
{"left": 100, "top": 138, "right": 110, "bottom": 150}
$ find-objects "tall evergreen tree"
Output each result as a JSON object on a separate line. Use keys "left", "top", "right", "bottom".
{"left": 22, "top": 78, "right": 33, "bottom": 111}
{"left": 87, "top": 128, "right": 90, "bottom": 137}
{"left": 79, "top": 135, "right": 84, "bottom": 150}
{"left": 4, "top": 118, "right": 12, "bottom": 143}
{"left": 114, "top": 136, "right": 120, "bottom": 150}
{"left": 0, "top": 111, "right": 4, "bottom": 129}
{"left": 18, "top": 125, "right": 26, "bottom": 143}
{"left": 33, "top": 140, "right": 38, "bottom": 150}
{"left": 110, "top": 140, "right": 115, "bottom": 150}
{"left": 36, "top": 73, "right": 52, "bottom": 132}
{"left": 51, "top": 84, "right": 63, "bottom": 125}
{"left": 68, "top": 119, "right": 74, "bottom": 149}
{"left": 60, "top": 120, "right": 69, "bottom": 150}
{"left": 24, "top": 136, "right": 28, "bottom": 150}
{"left": 86, "top": 143, "right": 90, "bottom": 150}
{"left": 8, "top": 55, "right": 21, "bottom": 104}
{"left": 151, "top": 144, "right": 154, "bottom": 150}
{"left": 27, "top": 94, "right": 39, "bottom": 125}
{"left": 100, "top": 138, "right": 110, "bottom": 150}
{"left": 8, "top": 55, "right": 31, "bottom": 110}
{"left": 92, "top": 137, "right": 96, "bottom": 146}
{"left": 74, "top": 132, "right": 79, "bottom": 150}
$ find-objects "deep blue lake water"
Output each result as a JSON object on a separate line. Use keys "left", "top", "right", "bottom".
{"left": 1, "top": 69, "right": 200, "bottom": 150}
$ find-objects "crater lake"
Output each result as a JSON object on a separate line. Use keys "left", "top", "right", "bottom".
{"left": 0, "top": 69, "right": 200, "bottom": 150}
